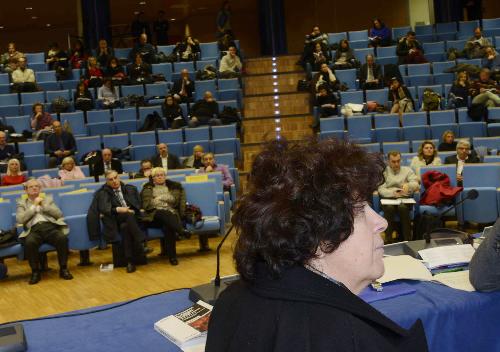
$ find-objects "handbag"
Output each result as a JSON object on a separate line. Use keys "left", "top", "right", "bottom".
{"left": 184, "top": 203, "right": 204, "bottom": 229}
{"left": 0, "top": 228, "right": 18, "bottom": 249}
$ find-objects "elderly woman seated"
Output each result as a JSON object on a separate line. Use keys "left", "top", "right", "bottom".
{"left": 58, "top": 156, "right": 85, "bottom": 181}
{"left": 199, "top": 152, "right": 233, "bottom": 191}
{"left": 140, "top": 167, "right": 192, "bottom": 266}
{"left": 183, "top": 145, "right": 204, "bottom": 169}
{"left": 1, "top": 158, "right": 27, "bottom": 186}
{"left": 205, "top": 139, "right": 428, "bottom": 351}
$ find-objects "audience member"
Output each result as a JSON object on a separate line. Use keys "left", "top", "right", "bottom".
{"left": 127, "top": 53, "right": 152, "bottom": 84}
{"left": 129, "top": 33, "right": 156, "bottom": 65}
{"left": 315, "top": 85, "right": 339, "bottom": 119}
{"left": 1, "top": 158, "right": 26, "bottom": 186}
{"left": 470, "top": 68, "right": 500, "bottom": 108}
{"left": 378, "top": 151, "right": 419, "bottom": 243}
{"left": 152, "top": 143, "right": 182, "bottom": 170}
{"left": 438, "top": 130, "right": 458, "bottom": 152}
{"left": 444, "top": 140, "right": 481, "bottom": 186}
{"left": 74, "top": 82, "right": 94, "bottom": 111}
{"left": 1, "top": 42, "right": 23, "bottom": 73}
{"left": 90, "top": 148, "right": 123, "bottom": 177}
{"left": 45, "top": 42, "right": 69, "bottom": 71}
{"left": 218, "top": 32, "right": 236, "bottom": 52}
{"left": 396, "top": 31, "right": 426, "bottom": 64}
{"left": 45, "top": 121, "right": 77, "bottom": 168}
{"left": 219, "top": 46, "right": 242, "bottom": 77}
{"left": 298, "top": 25, "right": 328, "bottom": 68}
{"left": 131, "top": 12, "right": 152, "bottom": 40}
{"left": 216, "top": 1, "right": 233, "bottom": 38}
{"left": 84, "top": 56, "right": 104, "bottom": 88}
{"left": 171, "top": 69, "right": 194, "bottom": 103}
{"left": 484, "top": 47, "right": 500, "bottom": 76}
{"left": 31, "top": 103, "right": 54, "bottom": 139}
{"left": 173, "top": 36, "right": 201, "bottom": 61}
{"left": 308, "top": 42, "right": 330, "bottom": 71}
{"left": 388, "top": 78, "right": 414, "bottom": 115}
{"left": 95, "top": 39, "right": 114, "bottom": 68}
{"left": 69, "top": 39, "right": 88, "bottom": 69}
{"left": 311, "top": 63, "right": 339, "bottom": 93}
{"left": 410, "top": 140, "right": 442, "bottom": 175}
{"left": 92, "top": 170, "right": 146, "bottom": 273}
{"left": 464, "top": 28, "right": 492, "bottom": 59}
{"left": 183, "top": 145, "right": 204, "bottom": 169}
{"left": 368, "top": 18, "right": 392, "bottom": 47}
{"left": 97, "top": 79, "right": 120, "bottom": 108}
{"left": 133, "top": 159, "right": 153, "bottom": 179}
{"left": 469, "top": 217, "right": 500, "bottom": 292}
{"left": 141, "top": 167, "right": 192, "bottom": 265}
{"left": 359, "top": 54, "right": 383, "bottom": 90}
{"left": 105, "top": 57, "right": 127, "bottom": 83}
{"left": 11, "top": 57, "right": 37, "bottom": 92}
{"left": 189, "top": 91, "right": 221, "bottom": 127}
{"left": 58, "top": 156, "right": 86, "bottom": 180}
{"left": 333, "top": 39, "right": 356, "bottom": 69}
{"left": 205, "top": 139, "right": 428, "bottom": 351}
{"left": 16, "top": 179, "right": 73, "bottom": 285}
{"left": 447, "top": 71, "right": 471, "bottom": 109}
{"left": 199, "top": 152, "right": 233, "bottom": 191}
{"left": 153, "top": 10, "right": 170, "bottom": 45}
{"left": 0, "top": 131, "right": 15, "bottom": 163}
{"left": 162, "top": 95, "right": 186, "bottom": 129}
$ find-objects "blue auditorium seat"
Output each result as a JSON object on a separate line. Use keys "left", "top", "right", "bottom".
{"left": 218, "top": 78, "right": 240, "bottom": 90}
{"left": 35, "top": 71, "right": 57, "bottom": 83}
{"left": 24, "top": 52, "right": 45, "bottom": 64}
{"left": 483, "top": 18, "right": 500, "bottom": 30}
{"left": 211, "top": 124, "right": 237, "bottom": 139}
{"left": 130, "top": 131, "right": 156, "bottom": 146}
{"left": 138, "top": 106, "right": 163, "bottom": 126}
{"left": 113, "top": 107, "right": 137, "bottom": 121}
{"left": 157, "top": 45, "right": 176, "bottom": 55}
{"left": 114, "top": 48, "right": 132, "bottom": 61}
{"left": 195, "top": 80, "right": 217, "bottom": 100}
{"left": 151, "top": 63, "right": 173, "bottom": 81}
{"left": 382, "top": 141, "right": 410, "bottom": 153}
{"left": 130, "top": 145, "right": 156, "bottom": 161}
{"left": 458, "top": 20, "right": 480, "bottom": 37}
{"left": 340, "top": 90, "right": 364, "bottom": 105}
{"left": 158, "top": 129, "right": 184, "bottom": 144}
{"left": 407, "top": 75, "right": 433, "bottom": 87}
{"left": 199, "top": 42, "right": 220, "bottom": 60}
{"left": 353, "top": 48, "right": 375, "bottom": 64}
{"left": 18, "top": 140, "right": 44, "bottom": 155}
{"left": 76, "top": 136, "right": 101, "bottom": 156}
{"left": 121, "top": 85, "right": 145, "bottom": 97}
{"left": 374, "top": 114, "right": 399, "bottom": 128}
{"left": 185, "top": 126, "right": 210, "bottom": 142}
{"left": 60, "top": 111, "right": 87, "bottom": 136}
{"left": 403, "top": 125, "right": 430, "bottom": 141}
{"left": 358, "top": 143, "right": 380, "bottom": 153}
{"left": 196, "top": 59, "right": 218, "bottom": 71}
{"left": 346, "top": 116, "right": 372, "bottom": 143}
{"left": 122, "top": 160, "right": 141, "bottom": 173}
{"left": 320, "top": 117, "right": 344, "bottom": 132}
{"left": 87, "top": 109, "right": 112, "bottom": 124}
{"left": 46, "top": 89, "right": 71, "bottom": 102}
{"left": 145, "top": 82, "right": 169, "bottom": 98}
{"left": 102, "top": 133, "right": 129, "bottom": 149}
{"left": 402, "top": 112, "right": 427, "bottom": 127}
{"left": 335, "top": 69, "right": 358, "bottom": 90}
{"left": 5, "top": 115, "right": 31, "bottom": 133}
{"left": 173, "top": 61, "right": 195, "bottom": 72}
{"left": 415, "top": 25, "right": 434, "bottom": 36}
{"left": 348, "top": 30, "right": 368, "bottom": 41}
{"left": 20, "top": 91, "right": 45, "bottom": 105}
{"left": 365, "top": 88, "right": 389, "bottom": 106}
{"left": 446, "top": 39, "right": 467, "bottom": 51}
{"left": 392, "top": 26, "right": 411, "bottom": 40}
{"left": 429, "top": 110, "right": 456, "bottom": 125}
{"left": 436, "top": 22, "right": 457, "bottom": 34}
{"left": 328, "top": 32, "right": 347, "bottom": 44}
{"left": 212, "top": 138, "right": 241, "bottom": 159}
{"left": 0, "top": 93, "right": 19, "bottom": 106}
{"left": 113, "top": 120, "right": 138, "bottom": 134}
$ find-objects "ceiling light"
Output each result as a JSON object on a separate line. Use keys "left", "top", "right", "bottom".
{"left": 139, "top": 1, "right": 146, "bottom": 5}
{"left": 25, "top": 7, "right": 33, "bottom": 10}
{"left": 31, "top": 16, "right": 38, "bottom": 20}
{"left": 46, "top": 23, "right": 51, "bottom": 27}
{"left": 0, "top": 26, "right": 4, "bottom": 29}
{"left": 170, "top": 18, "right": 176, "bottom": 21}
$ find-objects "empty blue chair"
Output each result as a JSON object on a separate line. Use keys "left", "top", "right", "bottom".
{"left": 358, "top": 143, "right": 380, "bottom": 153}
{"left": 151, "top": 63, "right": 173, "bottom": 81}
{"left": 376, "top": 46, "right": 397, "bottom": 58}
{"left": 403, "top": 125, "right": 430, "bottom": 140}
{"left": 20, "top": 91, "right": 45, "bottom": 105}
{"left": 87, "top": 109, "right": 112, "bottom": 123}
{"left": 415, "top": 25, "right": 434, "bottom": 36}
{"left": 335, "top": 69, "right": 357, "bottom": 90}
{"left": 212, "top": 138, "right": 241, "bottom": 159}
{"left": 185, "top": 126, "right": 210, "bottom": 142}
{"left": 138, "top": 106, "right": 162, "bottom": 126}
{"left": 145, "top": 82, "right": 169, "bottom": 98}
{"left": 158, "top": 129, "right": 184, "bottom": 144}
{"left": 408, "top": 75, "right": 433, "bottom": 87}
{"left": 375, "top": 127, "right": 401, "bottom": 142}
{"left": 24, "top": 52, "right": 45, "bottom": 64}
{"left": 200, "top": 42, "right": 220, "bottom": 60}
{"left": 167, "top": 142, "right": 183, "bottom": 157}
{"left": 5, "top": 116, "right": 31, "bottom": 133}
{"left": 182, "top": 181, "right": 224, "bottom": 235}
{"left": 488, "top": 107, "right": 500, "bottom": 122}
{"left": 402, "top": 112, "right": 427, "bottom": 127}
{"left": 130, "top": 131, "right": 156, "bottom": 146}
{"left": 212, "top": 124, "right": 237, "bottom": 139}
{"left": 0, "top": 85, "right": 9, "bottom": 94}
{"left": 113, "top": 120, "right": 138, "bottom": 134}
{"left": 462, "top": 164, "right": 500, "bottom": 223}
{"left": 0, "top": 105, "right": 20, "bottom": 117}
{"left": 382, "top": 141, "right": 410, "bottom": 153}
{"left": 32, "top": 168, "right": 60, "bottom": 178}
{"left": 24, "top": 154, "right": 48, "bottom": 170}
{"left": 218, "top": 78, "right": 240, "bottom": 90}
{"left": 483, "top": 18, "right": 500, "bottom": 30}
{"left": 87, "top": 122, "right": 112, "bottom": 136}
{"left": 121, "top": 85, "right": 145, "bottom": 97}
{"left": 215, "top": 153, "right": 235, "bottom": 168}
{"left": 320, "top": 117, "right": 344, "bottom": 132}
{"left": 122, "top": 160, "right": 141, "bottom": 173}
{"left": 456, "top": 58, "right": 482, "bottom": 66}
{"left": 131, "top": 145, "right": 156, "bottom": 161}
{"left": 348, "top": 30, "right": 368, "bottom": 41}
{"left": 366, "top": 88, "right": 388, "bottom": 106}
{"left": 173, "top": 61, "right": 195, "bottom": 72}
{"left": 346, "top": 116, "right": 372, "bottom": 143}
{"left": 102, "top": 133, "right": 129, "bottom": 149}
{"left": 340, "top": 90, "right": 364, "bottom": 105}
{"left": 328, "top": 32, "right": 347, "bottom": 44}
{"left": 29, "top": 63, "right": 48, "bottom": 71}
{"left": 196, "top": 59, "right": 218, "bottom": 71}
{"left": 458, "top": 20, "right": 480, "bottom": 36}
{"left": 354, "top": 48, "right": 375, "bottom": 64}
{"left": 473, "top": 136, "right": 500, "bottom": 151}
{"left": 35, "top": 71, "right": 57, "bottom": 83}
{"left": 0, "top": 93, "right": 19, "bottom": 106}
{"left": 0, "top": 74, "right": 9, "bottom": 85}
{"left": 436, "top": 22, "right": 457, "bottom": 34}
{"left": 349, "top": 40, "right": 369, "bottom": 49}
{"left": 113, "top": 107, "right": 137, "bottom": 121}
{"left": 60, "top": 80, "right": 79, "bottom": 91}
{"left": 430, "top": 110, "right": 456, "bottom": 125}
{"left": 423, "top": 41, "right": 445, "bottom": 54}
{"left": 374, "top": 114, "right": 399, "bottom": 128}
{"left": 114, "top": 48, "right": 131, "bottom": 61}
{"left": 319, "top": 130, "right": 345, "bottom": 140}
{"left": 446, "top": 39, "right": 467, "bottom": 51}
{"left": 60, "top": 111, "right": 87, "bottom": 136}
{"left": 484, "top": 155, "right": 500, "bottom": 163}
{"left": 392, "top": 26, "right": 411, "bottom": 40}
{"left": 18, "top": 140, "right": 44, "bottom": 156}
{"left": 76, "top": 136, "right": 101, "bottom": 156}
{"left": 157, "top": 45, "right": 175, "bottom": 55}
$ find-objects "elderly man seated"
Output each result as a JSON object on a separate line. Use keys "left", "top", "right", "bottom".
{"left": 151, "top": 143, "right": 181, "bottom": 170}
{"left": 11, "top": 56, "right": 37, "bottom": 92}
{"left": 444, "top": 140, "right": 480, "bottom": 187}
{"left": 16, "top": 179, "right": 73, "bottom": 284}
{"left": 199, "top": 152, "right": 234, "bottom": 191}
{"left": 378, "top": 151, "right": 420, "bottom": 243}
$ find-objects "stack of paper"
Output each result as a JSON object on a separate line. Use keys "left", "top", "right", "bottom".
{"left": 379, "top": 255, "right": 432, "bottom": 283}
{"left": 417, "top": 244, "right": 475, "bottom": 269}
{"left": 380, "top": 198, "right": 416, "bottom": 205}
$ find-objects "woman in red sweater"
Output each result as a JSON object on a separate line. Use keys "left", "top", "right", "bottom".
{"left": 1, "top": 158, "right": 27, "bottom": 186}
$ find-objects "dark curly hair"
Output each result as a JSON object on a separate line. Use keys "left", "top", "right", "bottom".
{"left": 233, "top": 138, "right": 385, "bottom": 282}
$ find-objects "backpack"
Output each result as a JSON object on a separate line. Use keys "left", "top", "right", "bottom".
{"left": 123, "top": 94, "right": 146, "bottom": 107}
{"left": 196, "top": 65, "right": 217, "bottom": 81}
{"left": 219, "top": 106, "right": 240, "bottom": 125}
{"left": 468, "top": 103, "right": 488, "bottom": 121}
{"left": 422, "top": 89, "right": 441, "bottom": 111}
{"left": 139, "top": 111, "right": 165, "bottom": 131}
{"left": 51, "top": 97, "right": 70, "bottom": 113}
{"left": 55, "top": 65, "right": 71, "bottom": 81}
{"left": 0, "top": 227, "right": 17, "bottom": 249}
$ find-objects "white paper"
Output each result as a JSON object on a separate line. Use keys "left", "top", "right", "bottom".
{"left": 418, "top": 244, "right": 475, "bottom": 269}
{"left": 432, "top": 270, "right": 475, "bottom": 292}
{"left": 182, "top": 343, "right": 207, "bottom": 352}
{"left": 379, "top": 255, "right": 433, "bottom": 284}
{"left": 380, "top": 198, "right": 416, "bottom": 205}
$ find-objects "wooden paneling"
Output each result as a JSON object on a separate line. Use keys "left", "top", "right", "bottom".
{"left": 244, "top": 93, "right": 310, "bottom": 118}
{"left": 244, "top": 72, "right": 305, "bottom": 95}
{"left": 243, "top": 116, "right": 313, "bottom": 144}
{"left": 245, "top": 55, "right": 301, "bottom": 74}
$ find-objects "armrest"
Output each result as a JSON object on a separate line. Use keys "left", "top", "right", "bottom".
{"left": 217, "top": 200, "right": 226, "bottom": 236}
{"left": 230, "top": 184, "right": 237, "bottom": 202}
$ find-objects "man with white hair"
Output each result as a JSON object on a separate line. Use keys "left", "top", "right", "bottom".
{"left": 16, "top": 179, "right": 73, "bottom": 284}
{"left": 444, "top": 140, "right": 481, "bottom": 186}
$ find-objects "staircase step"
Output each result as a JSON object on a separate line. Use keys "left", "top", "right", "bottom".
{"left": 243, "top": 72, "right": 305, "bottom": 96}
{"left": 244, "top": 93, "right": 310, "bottom": 118}
{"left": 243, "top": 115, "right": 313, "bottom": 144}
{"left": 245, "top": 55, "right": 301, "bottom": 75}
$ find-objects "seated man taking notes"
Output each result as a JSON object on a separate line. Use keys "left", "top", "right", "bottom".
{"left": 378, "top": 151, "right": 420, "bottom": 243}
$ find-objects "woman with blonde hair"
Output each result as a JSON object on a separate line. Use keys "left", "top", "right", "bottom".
{"left": 1, "top": 158, "right": 27, "bottom": 186}
{"left": 58, "top": 157, "right": 85, "bottom": 180}
{"left": 410, "top": 140, "right": 442, "bottom": 175}
{"left": 438, "top": 130, "right": 457, "bottom": 152}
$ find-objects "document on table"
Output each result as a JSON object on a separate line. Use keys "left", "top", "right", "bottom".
{"left": 432, "top": 270, "right": 475, "bottom": 292}
{"left": 380, "top": 198, "right": 416, "bottom": 205}
{"left": 379, "top": 255, "right": 433, "bottom": 283}
{"left": 418, "top": 244, "right": 475, "bottom": 269}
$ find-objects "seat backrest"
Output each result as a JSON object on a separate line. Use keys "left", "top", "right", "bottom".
{"left": 200, "top": 42, "right": 219, "bottom": 59}
{"left": 102, "top": 133, "right": 129, "bottom": 149}
{"left": 335, "top": 69, "right": 357, "bottom": 89}
{"left": 419, "top": 165, "right": 458, "bottom": 187}
{"left": 0, "top": 201, "right": 13, "bottom": 229}
{"left": 215, "top": 153, "right": 235, "bottom": 168}
{"left": 365, "top": 88, "right": 388, "bottom": 105}
{"left": 113, "top": 107, "right": 137, "bottom": 122}
{"left": 18, "top": 140, "right": 44, "bottom": 155}
{"left": 138, "top": 105, "right": 162, "bottom": 126}
{"left": 328, "top": 32, "right": 347, "bottom": 44}
{"left": 122, "top": 160, "right": 141, "bottom": 173}
{"left": 76, "top": 136, "right": 102, "bottom": 156}
{"left": 185, "top": 126, "right": 210, "bottom": 142}
{"left": 402, "top": 112, "right": 427, "bottom": 127}
{"left": 423, "top": 41, "right": 445, "bottom": 54}
{"left": 121, "top": 85, "right": 145, "bottom": 97}
{"left": 463, "top": 164, "right": 500, "bottom": 188}
{"left": 158, "top": 129, "right": 184, "bottom": 144}
{"left": 145, "top": 82, "right": 169, "bottom": 97}
{"left": 374, "top": 114, "right": 399, "bottom": 128}
{"left": 211, "top": 124, "right": 237, "bottom": 140}
{"left": 182, "top": 181, "right": 218, "bottom": 216}
{"left": 436, "top": 22, "right": 457, "bottom": 34}
{"left": 60, "top": 111, "right": 86, "bottom": 136}
{"left": 340, "top": 90, "right": 364, "bottom": 105}
{"left": 432, "top": 61, "right": 456, "bottom": 74}
{"left": 5, "top": 116, "right": 31, "bottom": 133}
{"left": 415, "top": 25, "right": 434, "bottom": 35}
{"left": 20, "top": 91, "right": 46, "bottom": 105}
{"left": 59, "top": 191, "right": 95, "bottom": 216}
{"left": 320, "top": 117, "right": 344, "bottom": 131}
{"left": 151, "top": 63, "right": 173, "bottom": 79}
{"left": 353, "top": 48, "right": 375, "bottom": 64}
{"left": 348, "top": 30, "right": 368, "bottom": 41}
{"left": 130, "top": 131, "right": 157, "bottom": 146}
{"left": 347, "top": 116, "right": 372, "bottom": 137}
{"left": 376, "top": 46, "right": 396, "bottom": 58}
{"left": 0, "top": 93, "right": 19, "bottom": 107}
{"left": 446, "top": 39, "right": 467, "bottom": 50}
{"left": 429, "top": 110, "right": 456, "bottom": 125}
{"left": 392, "top": 26, "right": 412, "bottom": 40}
{"left": 358, "top": 143, "right": 381, "bottom": 153}
{"left": 382, "top": 141, "right": 410, "bottom": 153}
{"left": 87, "top": 110, "right": 112, "bottom": 123}
{"left": 472, "top": 137, "right": 500, "bottom": 150}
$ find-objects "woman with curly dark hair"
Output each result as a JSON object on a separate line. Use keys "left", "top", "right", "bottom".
{"left": 206, "top": 138, "right": 429, "bottom": 352}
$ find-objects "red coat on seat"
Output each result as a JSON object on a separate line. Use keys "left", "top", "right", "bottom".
{"left": 420, "top": 170, "right": 463, "bottom": 206}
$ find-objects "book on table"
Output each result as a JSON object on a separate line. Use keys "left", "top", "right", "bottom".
{"left": 154, "top": 300, "right": 212, "bottom": 350}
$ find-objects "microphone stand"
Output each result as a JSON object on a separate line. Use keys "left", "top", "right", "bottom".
{"left": 214, "top": 224, "right": 234, "bottom": 287}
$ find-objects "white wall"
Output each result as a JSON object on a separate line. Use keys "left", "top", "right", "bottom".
{"left": 408, "top": 0, "right": 435, "bottom": 27}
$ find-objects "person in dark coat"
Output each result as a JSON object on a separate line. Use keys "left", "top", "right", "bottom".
{"left": 45, "top": 120, "right": 77, "bottom": 168}
{"left": 90, "top": 148, "right": 124, "bottom": 177}
{"left": 188, "top": 91, "right": 221, "bottom": 127}
{"left": 151, "top": 143, "right": 181, "bottom": 170}
{"left": 359, "top": 54, "right": 383, "bottom": 90}
{"left": 206, "top": 139, "right": 429, "bottom": 352}
{"left": 170, "top": 69, "right": 194, "bottom": 103}
{"left": 396, "top": 31, "right": 426, "bottom": 65}
{"left": 129, "top": 33, "right": 156, "bottom": 65}
{"left": 444, "top": 140, "right": 481, "bottom": 186}
{"left": 86, "top": 170, "right": 146, "bottom": 273}
{"left": 127, "top": 53, "right": 152, "bottom": 84}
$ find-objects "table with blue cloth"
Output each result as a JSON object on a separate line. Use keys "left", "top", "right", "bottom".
{"left": 6, "top": 282, "right": 500, "bottom": 352}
